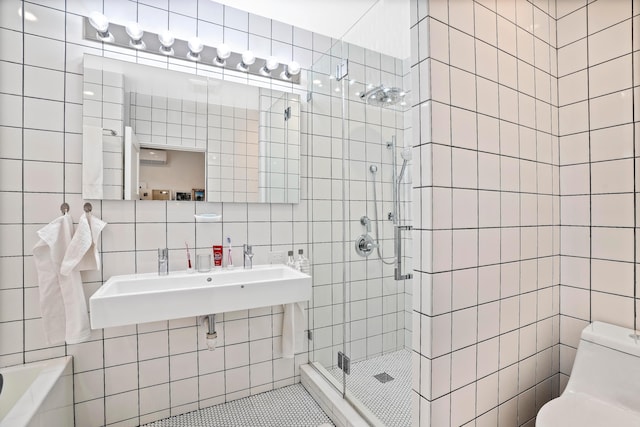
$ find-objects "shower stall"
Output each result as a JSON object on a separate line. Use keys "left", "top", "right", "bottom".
{"left": 304, "top": 4, "right": 413, "bottom": 425}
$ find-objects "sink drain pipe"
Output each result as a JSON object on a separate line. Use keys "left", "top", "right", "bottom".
{"left": 206, "top": 314, "right": 218, "bottom": 351}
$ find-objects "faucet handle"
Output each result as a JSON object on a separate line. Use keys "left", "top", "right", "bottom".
{"left": 243, "top": 244, "right": 253, "bottom": 255}
{"left": 157, "top": 248, "right": 169, "bottom": 275}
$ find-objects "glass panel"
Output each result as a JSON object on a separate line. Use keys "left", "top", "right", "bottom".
{"left": 306, "top": 4, "right": 413, "bottom": 424}
{"left": 339, "top": 3, "right": 413, "bottom": 426}
{"left": 307, "top": 44, "right": 347, "bottom": 393}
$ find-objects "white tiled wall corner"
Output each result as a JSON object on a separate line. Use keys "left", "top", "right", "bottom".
{"left": 412, "top": 0, "right": 562, "bottom": 425}
{"left": 556, "top": 0, "right": 640, "bottom": 362}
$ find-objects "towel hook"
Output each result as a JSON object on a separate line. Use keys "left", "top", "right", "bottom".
{"left": 60, "top": 203, "right": 70, "bottom": 214}
{"left": 83, "top": 202, "right": 92, "bottom": 213}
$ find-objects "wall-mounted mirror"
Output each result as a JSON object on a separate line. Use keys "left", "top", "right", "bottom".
{"left": 82, "top": 54, "right": 301, "bottom": 203}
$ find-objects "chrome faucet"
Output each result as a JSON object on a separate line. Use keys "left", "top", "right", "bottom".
{"left": 158, "top": 248, "right": 169, "bottom": 275}
{"left": 243, "top": 244, "right": 254, "bottom": 269}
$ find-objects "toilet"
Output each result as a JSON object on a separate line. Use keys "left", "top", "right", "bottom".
{"left": 536, "top": 321, "right": 640, "bottom": 426}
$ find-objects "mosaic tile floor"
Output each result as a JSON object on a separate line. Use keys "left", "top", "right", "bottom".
{"left": 329, "top": 349, "right": 411, "bottom": 427}
{"left": 143, "top": 384, "right": 334, "bottom": 427}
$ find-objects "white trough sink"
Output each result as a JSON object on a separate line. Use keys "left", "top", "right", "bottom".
{"left": 90, "top": 265, "right": 311, "bottom": 329}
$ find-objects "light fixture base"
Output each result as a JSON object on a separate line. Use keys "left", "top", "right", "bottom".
{"left": 82, "top": 16, "right": 301, "bottom": 84}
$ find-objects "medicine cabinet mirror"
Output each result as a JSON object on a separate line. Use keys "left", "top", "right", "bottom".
{"left": 82, "top": 54, "right": 301, "bottom": 204}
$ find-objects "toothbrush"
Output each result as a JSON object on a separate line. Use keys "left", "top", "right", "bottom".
{"left": 185, "top": 242, "right": 192, "bottom": 269}
{"left": 226, "top": 236, "right": 233, "bottom": 268}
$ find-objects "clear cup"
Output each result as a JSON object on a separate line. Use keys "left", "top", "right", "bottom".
{"left": 196, "top": 253, "right": 212, "bottom": 272}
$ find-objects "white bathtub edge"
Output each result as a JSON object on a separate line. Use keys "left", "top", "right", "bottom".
{"left": 0, "top": 356, "right": 73, "bottom": 427}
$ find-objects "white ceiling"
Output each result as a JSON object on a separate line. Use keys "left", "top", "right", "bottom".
{"left": 213, "top": 0, "right": 410, "bottom": 59}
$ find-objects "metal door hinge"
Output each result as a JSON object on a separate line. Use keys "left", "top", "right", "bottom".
{"left": 284, "top": 106, "right": 291, "bottom": 121}
{"left": 337, "top": 351, "right": 351, "bottom": 374}
{"left": 336, "top": 59, "right": 348, "bottom": 81}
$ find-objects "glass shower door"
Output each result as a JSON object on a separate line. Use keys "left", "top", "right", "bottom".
{"left": 306, "top": 43, "right": 348, "bottom": 394}
{"left": 307, "top": 5, "right": 412, "bottom": 426}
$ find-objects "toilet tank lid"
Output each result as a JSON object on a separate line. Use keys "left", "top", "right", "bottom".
{"left": 581, "top": 321, "right": 640, "bottom": 357}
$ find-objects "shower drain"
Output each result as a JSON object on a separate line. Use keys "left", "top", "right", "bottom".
{"left": 373, "top": 372, "right": 394, "bottom": 383}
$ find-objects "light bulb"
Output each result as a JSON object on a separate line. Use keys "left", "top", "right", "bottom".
{"left": 281, "top": 60, "right": 301, "bottom": 80}
{"left": 187, "top": 36, "right": 204, "bottom": 60}
{"left": 213, "top": 43, "right": 231, "bottom": 66}
{"left": 158, "top": 30, "right": 175, "bottom": 55}
{"left": 217, "top": 43, "right": 231, "bottom": 59}
{"left": 237, "top": 50, "right": 255, "bottom": 71}
{"left": 89, "top": 11, "right": 108, "bottom": 32}
{"left": 265, "top": 56, "right": 279, "bottom": 70}
{"left": 260, "top": 56, "right": 279, "bottom": 76}
{"left": 125, "top": 22, "right": 145, "bottom": 49}
{"left": 287, "top": 61, "right": 301, "bottom": 75}
{"left": 88, "top": 11, "right": 112, "bottom": 41}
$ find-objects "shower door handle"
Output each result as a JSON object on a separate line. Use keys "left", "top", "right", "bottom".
{"left": 394, "top": 225, "right": 413, "bottom": 281}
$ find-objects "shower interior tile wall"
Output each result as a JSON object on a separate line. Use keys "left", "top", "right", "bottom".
{"left": 0, "top": 1, "right": 410, "bottom": 426}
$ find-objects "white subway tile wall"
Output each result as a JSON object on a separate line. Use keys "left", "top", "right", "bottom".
{"left": 411, "top": 0, "right": 562, "bottom": 425}
{"left": 557, "top": 0, "right": 640, "bottom": 394}
{"left": 0, "top": 1, "right": 410, "bottom": 426}
{"left": 412, "top": 0, "right": 640, "bottom": 425}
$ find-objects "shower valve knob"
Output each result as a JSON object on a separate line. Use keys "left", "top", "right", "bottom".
{"left": 355, "top": 234, "right": 378, "bottom": 257}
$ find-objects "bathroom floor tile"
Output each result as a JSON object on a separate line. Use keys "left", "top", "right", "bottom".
{"left": 328, "top": 349, "right": 412, "bottom": 427}
{"left": 141, "top": 383, "right": 334, "bottom": 427}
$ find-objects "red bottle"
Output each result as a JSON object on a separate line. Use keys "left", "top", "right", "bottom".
{"left": 212, "top": 245, "right": 223, "bottom": 267}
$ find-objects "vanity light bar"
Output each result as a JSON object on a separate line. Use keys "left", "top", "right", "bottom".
{"left": 82, "top": 16, "right": 301, "bottom": 84}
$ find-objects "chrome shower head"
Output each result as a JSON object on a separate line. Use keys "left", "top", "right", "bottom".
{"left": 398, "top": 148, "right": 411, "bottom": 183}
{"left": 359, "top": 85, "right": 405, "bottom": 107}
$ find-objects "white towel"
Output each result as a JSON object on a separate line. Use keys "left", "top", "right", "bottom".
{"left": 282, "top": 302, "right": 306, "bottom": 359}
{"left": 82, "top": 125, "right": 104, "bottom": 199}
{"left": 60, "top": 212, "right": 106, "bottom": 275}
{"left": 33, "top": 214, "right": 91, "bottom": 345}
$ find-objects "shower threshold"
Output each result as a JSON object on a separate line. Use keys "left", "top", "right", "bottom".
{"left": 315, "top": 350, "right": 412, "bottom": 427}
{"left": 302, "top": 363, "right": 384, "bottom": 427}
